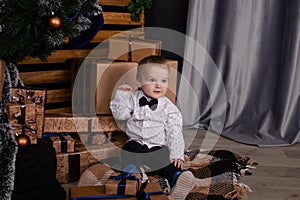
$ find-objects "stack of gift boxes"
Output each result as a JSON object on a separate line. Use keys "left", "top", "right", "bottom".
{"left": 5, "top": 36, "right": 174, "bottom": 199}
{"left": 5, "top": 87, "right": 47, "bottom": 144}
{"left": 4, "top": 90, "right": 123, "bottom": 184}
{"left": 43, "top": 114, "right": 123, "bottom": 184}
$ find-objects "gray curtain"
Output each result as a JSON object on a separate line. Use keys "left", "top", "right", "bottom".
{"left": 178, "top": 0, "right": 300, "bottom": 146}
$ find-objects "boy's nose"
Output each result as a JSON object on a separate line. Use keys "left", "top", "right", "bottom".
{"left": 155, "top": 83, "right": 161, "bottom": 88}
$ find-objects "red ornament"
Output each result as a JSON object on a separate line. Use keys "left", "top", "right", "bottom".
{"left": 49, "top": 15, "right": 62, "bottom": 29}
{"left": 16, "top": 134, "right": 31, "bottom": 148}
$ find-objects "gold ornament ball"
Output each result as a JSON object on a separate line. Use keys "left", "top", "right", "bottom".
{"left": 17, "top": 134, "right": 31, "bottom": 148}
{"left": 49, "top": 15, "right": 62, "bottom": 29}
{"left": 63, "top": 37, "right": 69, "bottom": 43}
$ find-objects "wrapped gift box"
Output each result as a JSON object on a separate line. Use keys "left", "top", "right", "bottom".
{"left": 79, "top": 133, "right": 106, "bottom": 145}
{"left": 43, "top": 114, "right": 122, "bottom": 133}
{"left": 90, "top": 115, "right": 123, "bottom": 132}
{"left": 5, "top": 100, "right": 37, "bottom": 144}
{"left": 43, "top": 113, "right": 89, "bottom": 133}
{"left": 56, "top": 142, "right": 120, "bottom": 184}
{"left": 70, "top": 182, "right": 167, "bottom": 200}
{"left": 50, "top": 134, "right": 75, "bottom": 154}
{"left": 108, "top": 37, "right": 162, "bottom": 62}
{"left": 95, "top": 59, "right": 178, "bottom": 115}
{"left": 11, "top": 87, "right": 46, "bottom": 138}
{"left": 105, "top": 172, "right": 141, "bottom": 196}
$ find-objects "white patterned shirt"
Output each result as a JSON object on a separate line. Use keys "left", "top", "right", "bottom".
{"left": 110, "top": 90, "right": 185, "bottom": 161}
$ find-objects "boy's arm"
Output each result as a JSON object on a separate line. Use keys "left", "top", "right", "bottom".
{"left": 165, "top": 105, "right": 185, "bottom": 163}
{"left": 110, "top": 85, "right": 134, "bottom": 120}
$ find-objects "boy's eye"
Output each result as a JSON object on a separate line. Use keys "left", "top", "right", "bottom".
{"left": 161, "top": 79, "right": 168, "bottom": 84}
{"left": 148, "top": 79, "right": 156, "bottom": 83}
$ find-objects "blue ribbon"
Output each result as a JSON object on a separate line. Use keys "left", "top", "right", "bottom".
{"left": 72, "top": 188, "right": 164, "bottom": 200}
{"left": 72, "top": 191, "right": 165, "bottom": 200}
{"left": 117, "top": 179, "right": 127, "bottom": 195}
{"left": 42, "top": 133, "right": 69, "bottom": 153}
{"left": 136, "top": 181, "right": 164, "bottom": 200}
{"left": 110, "top": 172, "right": 140, "bottom": 196}
{"left": 144, "top": 191, "right": 165, "bottom": 200}
{"left": 72, "top": 173, "right": 165, "bottom": 200}
{"left": 60, "top": 135, "right": 67, "bottom": 153}
{"left": 87, "top": 133, "right": 94, "bottom": 144}
{"left": 111, "top": 172, "right": 139, "bottom": 181}
{"left": 72, "top": 195, "right": 132, "bottom": 200}
{"left": 42, "top": 133, "right": 68, "bottom": 138}
{"left": 65, "top": 0, "right": 87, "bottom": 21}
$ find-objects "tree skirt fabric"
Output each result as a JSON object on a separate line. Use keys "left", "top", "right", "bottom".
{"left": 77, "top": 150, "right": 257, "bottom": 200}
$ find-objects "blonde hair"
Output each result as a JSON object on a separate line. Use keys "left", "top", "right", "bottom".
{"left": 136, "top": 55, "right": 169, "bottom": 81}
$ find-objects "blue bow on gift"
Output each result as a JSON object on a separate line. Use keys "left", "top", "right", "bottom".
{"left": 72, "top": 172, "right": 165, "bottom": 200}
{"left": 136, "top": 181, "right": 165, "bottom": 200}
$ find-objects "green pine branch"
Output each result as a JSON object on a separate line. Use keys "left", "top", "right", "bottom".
{"left": 127, "top": 0, "right": 152, "bottom": 22}
{"left": 0, "top": 0, "right": 102, "bottom": 63}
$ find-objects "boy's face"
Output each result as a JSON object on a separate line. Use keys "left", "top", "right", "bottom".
{"left": 138, "top": 64, "right": 169, "bottom": 99}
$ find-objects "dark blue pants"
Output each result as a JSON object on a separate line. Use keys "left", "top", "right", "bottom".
{"left": 121, "top": 140, "right": 182, "bottom": 185}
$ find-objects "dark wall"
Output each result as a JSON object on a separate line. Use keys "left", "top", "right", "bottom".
{"left": 144, "top": 0, "right": 189, "bottom": 73}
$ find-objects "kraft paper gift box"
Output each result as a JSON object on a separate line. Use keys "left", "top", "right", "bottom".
{"left": 43, "top": 114, "right": 121, "bottom": 133}
{"left": 5, "top": 100, "right": 37, "bottom": 144}
{"left": 50, "top": 134, "right": 75, "bottom": 154}
{"left": 90, "top": 115, "right": 123, "bottom": 132}
{"left": 56, "top": 142, "right": 120, "bottom": 184}
{"left": 108, "top": 37, "right": 162, "bottom": 62}
{"left": 105, "top": 172, "right": 141, "bottom": 196}
{"left": 43, "top": 113, "right": 89, "bottom": 133}
{"left": 95, "top": 59, "right": 178, "bottom": 115}
{"left": 79, "top": 133, "right": 106, "bottom": 145}
{"left": 11, "top": 87, "right": 46, "bottom": 138}
{"left": 69, "top": 182, "right": 167, "bottom": 200}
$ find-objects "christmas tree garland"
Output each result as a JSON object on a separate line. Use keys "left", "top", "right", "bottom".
{"left": 127, "top": 0, "right": 152, "bottom": 22}
{"left": 0, "top": 0, "right": 102, "bottom": 63}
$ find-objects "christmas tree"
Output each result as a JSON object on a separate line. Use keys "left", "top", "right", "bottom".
{"left": 0, "top": 0, "right": 102, "bottom": 63}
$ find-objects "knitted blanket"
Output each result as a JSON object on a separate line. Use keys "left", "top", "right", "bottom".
{"left": 183, "top": 149, "right": 256, "bottom": 199}
{"left": 77, "top": 149, "right": 257, "bottom": 200}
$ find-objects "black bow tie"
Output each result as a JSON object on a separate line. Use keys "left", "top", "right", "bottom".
{"left": 139, "top": 96, "right": 158, "bottom": 111}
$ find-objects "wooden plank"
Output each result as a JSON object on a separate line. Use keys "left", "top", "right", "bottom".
{"left": 18, "top": 50, "right": 90, "bottom": 64}
{"left": 246, "top": 165, "right": 300, "bottom": 178}
{"left": 19, "top": 70, "right": 71, "bottom": 85}
{"left": 18, "top": 49, "right": 107, "bottom": 64}
{"left": 99, "top": 0, "right": 131, "bottom": 7}
{"left": 103, "top": 12, "right": 144, "bottom": 25}
{"left": 243, "top": 176, "right": 300, "bottom": 190}
{"left": 47, "top": 89, "right": 72, "bottom": 103}
{"left": 246, "top": 187, "right": 300, "bottom": 200}
{"left": 283, "top": 149, "right": 300, "bottom": 159}
{"left": 91, "top": 30, "right": 144, "bottom": 43}
{"left": 45, "top": 107, "right": 72, "bottom": 114}
{"left": 251, "top": 157, "right": 300, "bottom": 168}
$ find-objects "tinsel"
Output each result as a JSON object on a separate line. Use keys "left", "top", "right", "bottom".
{"left": 0, "top": 63, "right": 22, "bottom": 200}
{"left": 74, "top": 15, "right": 92, "bottom": 36}
{"left": 46, "top": 30, "right": 65, "bottom": 47}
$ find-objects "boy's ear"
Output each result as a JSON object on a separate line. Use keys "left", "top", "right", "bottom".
{"left": 136, "top": 75, "right": 142, "bottom": 87}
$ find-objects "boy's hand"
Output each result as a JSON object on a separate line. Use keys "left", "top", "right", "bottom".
{"left": 173, "top": 159, "right": 184, "bottom": 169}
{"left": 117, "top": 84, "right": 132, "bottom": 91}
